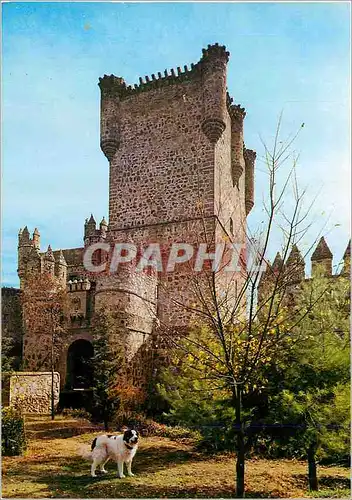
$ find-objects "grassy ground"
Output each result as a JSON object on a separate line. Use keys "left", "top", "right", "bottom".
{"left": 2, "top": 416, "right": 350, "bottom": 498}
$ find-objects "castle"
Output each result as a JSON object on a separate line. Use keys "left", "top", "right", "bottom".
{"left": 16, "top": 44, "right": 255, "bottom": 392}
{"left": 13, "top": 43, "right": 350, "bottom": 399}
{"left": 258, "top": 237, "right": 350, "bottom": 310}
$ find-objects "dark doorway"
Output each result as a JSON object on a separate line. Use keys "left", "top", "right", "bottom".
{"left": 66, "top": 339, "right": 93, "bottom": 389}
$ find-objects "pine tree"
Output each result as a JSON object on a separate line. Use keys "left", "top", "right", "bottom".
{"left": 90, "top": 306, "right": 127, "bottom": 430}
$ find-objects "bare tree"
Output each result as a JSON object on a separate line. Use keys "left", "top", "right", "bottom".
{"left": 155, "top": 120, "right": 327, "bottom": 497}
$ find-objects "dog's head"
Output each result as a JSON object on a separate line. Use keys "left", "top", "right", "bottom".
{"left": 123, "top": 429, "right": 139, "bottom": 446}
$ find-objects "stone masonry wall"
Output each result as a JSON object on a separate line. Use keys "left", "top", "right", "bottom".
{"left": 10, "top": 372, "right": 60, "bottom": 413}
{"left": 108, "top": 79, "right": 215, "bottom": 230}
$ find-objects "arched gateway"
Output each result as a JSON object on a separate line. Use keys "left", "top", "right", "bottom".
{"left": 66, "top": 339, "right": 93, "bottom": 389}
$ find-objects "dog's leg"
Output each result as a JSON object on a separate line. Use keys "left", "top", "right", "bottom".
{"left": 91, "top": 458, "right": 99, "bottom": 478}
{"left": 126, "top": 460, "right": 135, "bottom": 477}
{"left": 117, "top": 460, "right": 125, "bottom": 479}
{"left": 100, "top": 458, "right": 110, "bottom": 474}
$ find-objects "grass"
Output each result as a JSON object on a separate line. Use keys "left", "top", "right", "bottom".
{"left": 2, "top": 416, "right": 350, "bottom": 498}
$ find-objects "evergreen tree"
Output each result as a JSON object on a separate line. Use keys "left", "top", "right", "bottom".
{"left": 90, "top": 306, "right": 127, "bottom": 430}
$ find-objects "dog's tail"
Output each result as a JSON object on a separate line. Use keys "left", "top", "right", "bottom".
{"left": 80, "top": 437, "right": 99, "bottom": 461}
{"left": 79, "top": 444, "right": 93, "bottom": 461}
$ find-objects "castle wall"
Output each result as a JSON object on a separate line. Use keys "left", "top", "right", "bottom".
{"left": 22, "top": 328, "right": 93, "bottom": 389}
{"left": 107, "top": 217, "right": 235, "bottom": 328}
{"left": 95, "top": 267, "right": 157, "bottom": 358}
{"left": 108, "top": 79, "right": 215, "bottom": 230}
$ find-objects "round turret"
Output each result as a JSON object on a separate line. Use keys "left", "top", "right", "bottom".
{"left": 200, "top": 44, "right": 229, "bottom": 144}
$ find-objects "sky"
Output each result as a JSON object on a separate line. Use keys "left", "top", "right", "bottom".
{"left": 2, "top": 1, "right": 351, "bottom": 287}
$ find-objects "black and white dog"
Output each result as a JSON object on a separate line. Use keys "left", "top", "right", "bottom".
{"left": 86, "top": 430, "right": 139, "bottom": 478}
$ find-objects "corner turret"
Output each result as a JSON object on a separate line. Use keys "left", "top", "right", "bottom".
{"left": 286, "top": 244, "right": 305, "bottom": 283}
{"left": 85, "top": 214, "right": 96, "bottom": 238}
{"left": 43, "top": 245, "right": 55, "bottom": 275}
{"left": 229, "top": 98, "right": 246, "bottom": 186}
{"left": 56, "top": 250, "right": 67, "bottom": 286}
{"left": 32, "top": 228, "right": 40, "bottom": 250}
{"left": 311, "top": 236, "right": 333, "bottom": 277}
{"left": 272, "top": 252, "right": 284, "bottom": 273}
{"left": 200, "top": 43, "right": 229, "bottom": 144}
{"left": 244, "top": 147, "right": 256, "bottom": 216}
{"left": 18, "top": 226, "right": 35, "bottom": 287}
{"left": 20, "top": 226, "right": 30, "bottom": 243}
{"left": 98, "top": 75, "right": 124, "bottom": 161}
{"left": 100, "top": 217, "right": 108, "bottom": 239}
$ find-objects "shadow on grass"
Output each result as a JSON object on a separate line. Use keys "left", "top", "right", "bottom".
{"left": 3, "top": 453, "right": 312, "bottom": 499}
{"left": 5, "top": 468, "right": 282, "bottom": 499}
{"left": 3, "top": 446, "right": 237, "bottom": 498}
{"left": 293, "top": 474, "right": 350, "bottom": 491}
{"left": 5, "top": 446, "right": 202, "bottom": 475}
{"left": 26, "top": 427, "right": 100, "bottom": 440}
{"left": 4, "top": 440, "right": 350, "bottom": 499}
{"left": 318, "top": 476, "right": 350, "bottom": 489}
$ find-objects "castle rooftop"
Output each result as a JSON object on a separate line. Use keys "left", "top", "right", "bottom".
{"left": 311, "top": 236, "right": 333, "bottom": 261}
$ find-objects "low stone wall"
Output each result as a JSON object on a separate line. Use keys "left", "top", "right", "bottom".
{"left": 10, "top": 372, "right": 60, "bottom": 414}
{"left": 2, "top": 373, "right": 11, "bottom": 406}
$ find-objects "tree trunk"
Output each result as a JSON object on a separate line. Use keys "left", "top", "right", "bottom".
{"left": 234, "top": 386, "right": 245, "bottom": 498}
{"left": 307, "top": 443, "right": 318, "bottom": 491}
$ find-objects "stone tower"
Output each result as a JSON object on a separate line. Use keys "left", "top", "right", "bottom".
{"left": 98, "top": 43, "right": 255, "bottom": 327}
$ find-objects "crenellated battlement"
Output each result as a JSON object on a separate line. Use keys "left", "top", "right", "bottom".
{"left": 226, "top": 93, "right": 246, "bottom": 123}
{"left": 98, "top": 63, "right": 202, "bottom": 98}
{"left": 98, "top": 42, "right": 253, "bottom": 169}
{"left": 201, "top": 43, "right": 230, "bottom": 62}
{"left": 98, "top": 43, "right": 232, "bottom": 99}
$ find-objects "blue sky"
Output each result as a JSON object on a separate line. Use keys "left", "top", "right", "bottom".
{"left": 2, "top": 2, "right": 350, "bottom": 286}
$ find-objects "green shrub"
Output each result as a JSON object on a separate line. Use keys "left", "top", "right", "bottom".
{"left": 2, "top": 406, "right": 26, "bottom": 456}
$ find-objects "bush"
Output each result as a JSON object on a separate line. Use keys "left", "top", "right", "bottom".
{"left": 61, "top": 408, "right": 91, "bottom": 420}
{"left": 114, "top": 413, "right": 200, "bottom": 441}
{"left": 2, "top": 406, "right": 26, "bottom": 456}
